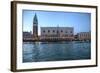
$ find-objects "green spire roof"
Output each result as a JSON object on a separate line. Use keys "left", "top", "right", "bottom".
{"left": 33, "top": 13, "right": 38, "bottom": 24}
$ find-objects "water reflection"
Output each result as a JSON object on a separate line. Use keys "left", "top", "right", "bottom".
{"left": 23, "top": 41, "right": 91, "bottom": 63}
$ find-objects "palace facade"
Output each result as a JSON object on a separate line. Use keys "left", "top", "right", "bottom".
{"left": 40, "top": 27, "right": 74, "bottom": 40}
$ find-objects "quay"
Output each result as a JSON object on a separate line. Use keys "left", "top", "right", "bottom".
{"left": 23, "top": 37, "right": 74, "bottom": 42}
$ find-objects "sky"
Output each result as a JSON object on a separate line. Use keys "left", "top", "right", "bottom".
{"left": 23, "top": 10, "right": 91, "bottom": 35}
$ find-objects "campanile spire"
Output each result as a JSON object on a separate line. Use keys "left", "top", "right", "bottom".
{"left": 33, "top": 13, "right": 38, "bottom": 37}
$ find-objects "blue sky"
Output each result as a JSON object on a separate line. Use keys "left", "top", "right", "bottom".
{"left": 23, "top": 10, "right": 91, "bottom": 35}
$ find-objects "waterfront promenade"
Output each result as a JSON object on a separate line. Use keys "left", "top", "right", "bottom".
{"left": 23, "top": 36, "right": 74, "bottom": 42}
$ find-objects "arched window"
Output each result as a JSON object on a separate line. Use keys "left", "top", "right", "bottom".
{"left": 43, "top": 30, "right": 45, "bottom": 33}
{"left": 48, "top": 30, "right": 50, "bottom": 33}
{"left": 61, "top": 30, "right": 63, "bottom": 32}
{"left": 70, "top": 31, "right": 72, "bottom": 33}
{"left": 53, "top": 30, "right": 55, "bottom": 32}
{"left": 57, "top": 30, "right": 59, "bottom": 33}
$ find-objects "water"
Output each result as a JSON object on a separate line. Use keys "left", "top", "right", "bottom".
{"left": 23, "top": 41, "right": 91, "bottom": 63}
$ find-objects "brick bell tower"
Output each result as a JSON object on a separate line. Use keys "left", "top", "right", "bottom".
{"left": 33, "top": 13, "right": 38, "bottom": 38}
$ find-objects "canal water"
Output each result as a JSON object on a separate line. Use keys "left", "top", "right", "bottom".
{"left": 23, "top": 41, "right": 91, "bottom": 63}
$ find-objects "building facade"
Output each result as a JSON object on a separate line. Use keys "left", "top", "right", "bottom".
{"left": 77, "top": 32, "right": 91, "bottom": 41}
{"left": 33, "top": 14, "right": 38, "bottom": 37}
{"left": 41, "top": 27, "right": 74, "bottom": 40}
{"left": 23, "top": 32, "right": 32, "bottom": 39}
